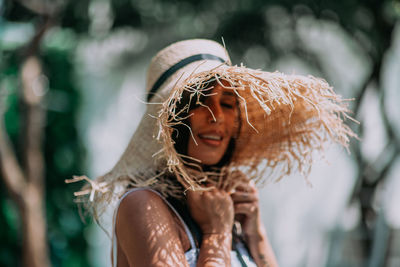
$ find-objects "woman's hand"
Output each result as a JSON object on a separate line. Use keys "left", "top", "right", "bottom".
{"left": 187, "top": 188, "right": 234, "bottom": 235}
{"left": 231, "top": 180, "right": 279, "bottom": 267}
{"left": 231, "top": 181, "right": 262, "bottom": 238}
{"left": 187, "top": 188, "right": 234, "bottom": 266}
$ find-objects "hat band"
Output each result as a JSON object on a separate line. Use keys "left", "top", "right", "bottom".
{"left": 147, "top": 53, "right": 226, "bottom": 101}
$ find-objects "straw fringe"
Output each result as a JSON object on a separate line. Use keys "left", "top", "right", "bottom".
{"left": 70, "top": 64, "right": 357, "bottom": 219}
{"left": 157, "top": 65, "right": 356, "bottom": 193}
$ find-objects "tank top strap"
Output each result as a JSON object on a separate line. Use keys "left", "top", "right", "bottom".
{"left": 112, "top": 188, "right": 197, "bottom": 267}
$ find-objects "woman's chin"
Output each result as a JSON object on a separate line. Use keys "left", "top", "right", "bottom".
{"left": 198, "top": 156, "right": 224, "bottom": 166}
{"left": 201, "top": 160, "right": 220, "bottom": 166}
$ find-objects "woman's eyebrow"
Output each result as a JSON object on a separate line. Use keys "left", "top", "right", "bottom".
{"left": 222, "top": 91, "right": 236, "bottom": 97}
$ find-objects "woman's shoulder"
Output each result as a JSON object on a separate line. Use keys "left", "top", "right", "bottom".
{"left": 116, "top": 189, "right": 179, "bottom": 242}
{"left": 116, "top": 188, "right": 192, "bottom": 252}
{"left": 117, "top": 189, "right": 172, "bottom": 218}
{"left": 115, "top": 189, "right": 191, "bottom": 265}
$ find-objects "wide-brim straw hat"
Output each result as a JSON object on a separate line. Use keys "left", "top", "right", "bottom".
{"left": 67, "top": 39, "right": 356, "bottom": 216}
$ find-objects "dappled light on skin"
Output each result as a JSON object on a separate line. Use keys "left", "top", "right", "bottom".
{"left": 142, "top": 203, "right": 186, "bottom": 266}
{"left": 187, "top": 81, "right": 238, "bottom": 166}
{"left": 114, "top": 188, "right": 268, "bottom": 266}
{"left": 116, "top": 190, "right": 191, "bottom": 266}
{"left": 186, "top": 188, "right": 236, "bottom": 266}
{"left": 2, "top": 0, "right": 398, "bottom": 266}
{"left": 199, "top": 233, "right": 232, "bottom": 266}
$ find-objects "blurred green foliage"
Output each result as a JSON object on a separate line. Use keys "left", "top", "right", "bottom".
{"left": 42, "top": 48, "right": 88, "bottom": 267}
{"left": 1, "top": 0, "right": 398, "bottom": 266}
{"left": 0, "top": 22, "right": 89, "bottom": 267}
{"left": 0, "top": 51, "right": 23, "bottom": 267}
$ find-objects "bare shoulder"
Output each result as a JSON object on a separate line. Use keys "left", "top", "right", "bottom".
{"left": 116, "top": 189, "right": 174, "bottom": 227}
{"left": 118, "top": 189, "right": 169, "bottom": 212}
{"left": 115, "top": 189, "right": 188, "bottom": 266}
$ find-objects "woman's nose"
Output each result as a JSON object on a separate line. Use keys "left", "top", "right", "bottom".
{"left": 208, "top": 103, "right": 224, "bottom": 123}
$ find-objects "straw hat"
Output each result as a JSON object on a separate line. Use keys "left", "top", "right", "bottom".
{"left": 67, "top": 39, "right": 356, "bottom": 216}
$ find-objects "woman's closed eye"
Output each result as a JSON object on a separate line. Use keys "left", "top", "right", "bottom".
{"left": 221, "top": 102, "right": 234, "bottom": 109}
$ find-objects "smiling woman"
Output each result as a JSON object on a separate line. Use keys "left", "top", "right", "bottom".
{"left": 67, "top": 39, "right": 356, "bottom": 267}
{"left": 187, "top": 80, "right": 239, "bottom": 166}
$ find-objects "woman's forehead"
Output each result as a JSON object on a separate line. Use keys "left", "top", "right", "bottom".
{"left": 212, "top": 83, "right": 236, "bottom": 97}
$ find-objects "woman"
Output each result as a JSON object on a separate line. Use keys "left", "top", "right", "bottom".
{"left": 68, "top": 39, "right": 356, "bottom": 266}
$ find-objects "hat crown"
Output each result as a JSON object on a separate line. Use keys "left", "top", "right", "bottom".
{"left": 145, "top": 39, "right": 230, "bottom": 94}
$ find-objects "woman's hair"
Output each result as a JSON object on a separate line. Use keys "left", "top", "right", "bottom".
{"left": 171, "top": 79, "right": 239, "bottom": 169}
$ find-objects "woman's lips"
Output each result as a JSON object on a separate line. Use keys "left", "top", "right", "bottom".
{"left": 198, "top": 133, "right": 223, "bottom": 147}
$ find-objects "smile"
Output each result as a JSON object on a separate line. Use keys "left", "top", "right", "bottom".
{"left": 199, "top": 134, "right": 222, "bottom": 140}
{"left": 198, "top": 133, "right": 224, "bottom": 146}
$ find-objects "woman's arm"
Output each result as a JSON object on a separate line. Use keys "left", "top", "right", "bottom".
{"left": 116, "top": 190, "right": 189, "bottom": 267}
{"left": 244, "top": 219, "right": 278, "bottom": 267}
{"left": 231, "top": 183, "right": 278, "bottom": 267}
{"left": 197, "top": 233, "right": 232, "bottom": 266}
{"left": 116, "top": 189, "right": 236, "bottom": 267}
{"left": 187, "top": 189, "right": 235, "bottom": 266}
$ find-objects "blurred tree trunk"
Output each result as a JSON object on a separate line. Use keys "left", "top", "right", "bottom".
{"left": 21, "top": 55, "right": 49, "bottom": 267}
{"left": 347, "top": 8, "right": 396, "bottom": 264}
{"left": 0, "top": 21, "right": 50, "bottom": 267}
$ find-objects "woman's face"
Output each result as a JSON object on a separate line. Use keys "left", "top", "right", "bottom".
{"left": 187, "top": 81, "right": 238, "bottom": 166}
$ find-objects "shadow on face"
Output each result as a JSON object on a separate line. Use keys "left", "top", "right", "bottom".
{"left": 172, "top": 79, "right": 240, "bottom": 169}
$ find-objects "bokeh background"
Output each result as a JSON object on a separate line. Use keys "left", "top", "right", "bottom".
{"left": 1, "top": 0, "right": 399, "bottom": 266}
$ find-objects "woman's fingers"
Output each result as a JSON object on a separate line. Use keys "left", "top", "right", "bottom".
{"left": 230, "top": 191, "right": 258, "bottom": 203}
{"left": 231, "top": 181, "right": 258, "bottom": 204}
{"left": 186, "top": 189, "right": 203, "bottom": 206}
{"left": 234, "top": 181, "right": 256, "bottom": 193}
{"left": 234, "top": 202, "right": 258, "bottom": 216}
